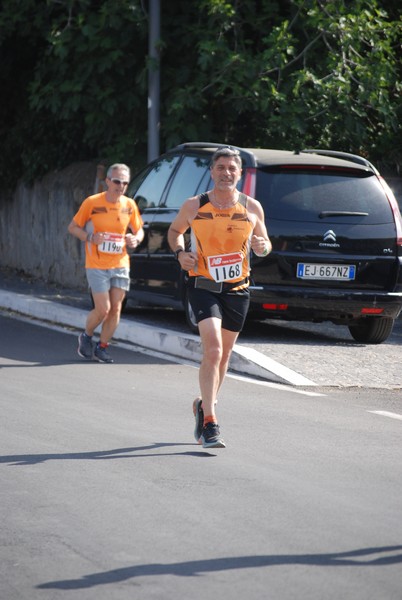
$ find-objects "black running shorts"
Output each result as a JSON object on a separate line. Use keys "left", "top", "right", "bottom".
{"left": 187, "top": 286, "right": 250, "bottom": 332}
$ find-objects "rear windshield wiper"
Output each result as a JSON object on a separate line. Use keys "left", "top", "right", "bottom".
{"left": 319, "top": 211, "right": 369, "bottom": 218}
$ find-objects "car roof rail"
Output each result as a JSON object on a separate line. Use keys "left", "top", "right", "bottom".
{"left": 170, "top": 142, "right": 258, "bottom": 167}
{"left": 302, "top": 148, "right": 379, "bottom": 174}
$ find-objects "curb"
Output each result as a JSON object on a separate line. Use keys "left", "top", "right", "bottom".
{"left": 0, "top": 289, "right": 316, "bottom": 387}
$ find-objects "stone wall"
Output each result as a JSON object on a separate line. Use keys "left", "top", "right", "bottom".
{"left": 0, "top": 162, "right": 101, "bottom": 290}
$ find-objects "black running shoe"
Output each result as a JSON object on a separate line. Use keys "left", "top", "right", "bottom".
{"left": 94, "top": 343, "right": 114, "bottom": 363}
{"left": 200, "top": 422, "right": 225, "bottom": 449}
{"left": 77, "top": 333, "right": 94, "bottom": 359}
{"left": 193, "top": 398, "right": 204, "bottom": 443}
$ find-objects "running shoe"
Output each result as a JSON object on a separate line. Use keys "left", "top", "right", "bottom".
{"left": 200, "top": 422, "right": 226, "bottom": 449}
{"left": 94, "top": 343, "right": 114, "bottom": 363}
{"left": 193, "top": 398, "right": 204, "bottom": 443}
{"left": 77, "top": 333, "right": 94, "bottom": 359}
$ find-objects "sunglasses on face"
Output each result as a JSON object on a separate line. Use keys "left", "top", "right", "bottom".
{"left": 110, "top": 178, "right": 129, "bottom": 186}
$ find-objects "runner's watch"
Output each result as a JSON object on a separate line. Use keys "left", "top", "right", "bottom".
{"left": 175, "top": 248, "right": 184, "bottom": 261}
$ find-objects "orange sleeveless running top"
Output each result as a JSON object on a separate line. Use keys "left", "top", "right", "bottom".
{"left": 189, "top": 192, "right": 253, "bottom": 288}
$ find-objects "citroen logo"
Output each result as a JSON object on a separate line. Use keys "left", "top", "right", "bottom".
{"left": 319, "top": 229, "right": 340, "bottom": 248}
{"left": 323, "top": 230, "right": 336, "bottom": 243}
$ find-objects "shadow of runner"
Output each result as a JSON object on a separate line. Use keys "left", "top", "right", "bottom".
{"left": 37, "top": 546, "right": 402, "bottom": 589}
{"left": 0, "top": 444, "right": 217, "bottom": 466}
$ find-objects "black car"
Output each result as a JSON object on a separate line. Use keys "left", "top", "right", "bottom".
{"left": 125, "top": 142, "right": 402, "bottom": 344}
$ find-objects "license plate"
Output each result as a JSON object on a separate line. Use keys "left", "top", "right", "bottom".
{"left": 297, "top": 263, "right": 356, "bottom": 280}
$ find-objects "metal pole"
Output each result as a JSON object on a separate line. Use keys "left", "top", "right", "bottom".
{"left": 148, "top": 0, "right": 160, "bottom": 162}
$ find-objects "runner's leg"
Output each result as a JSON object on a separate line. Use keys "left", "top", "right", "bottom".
{"left": 197, "top": 316, "right": 223, "bottom": 419}
{"left": 218, "top": 327, "right": 240, "bottom": 387}
{"left": 197, "top": 318, "right": 238, "bottom": 416}
{"left": 99, "top": 286, "right": 126, "bottom": 344}
{"left": 85, "top": 290, "right": 111, "bottom": 336}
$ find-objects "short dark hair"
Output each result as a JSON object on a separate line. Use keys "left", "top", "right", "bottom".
{"left": 211, "top": 147, "right": 242, "bottom": 168}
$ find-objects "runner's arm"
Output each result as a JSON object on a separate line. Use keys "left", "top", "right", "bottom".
{"left": 248, "top": 199, "right": 272, "bottom": 257}
{"left": 167, "top": 198, "right": 199, "bottom": 269}
{"left": 67, "top": 219, "right": 91, "bottom": 242}
{"left": 167, "top": 197, "right": 198, "bottom": 252}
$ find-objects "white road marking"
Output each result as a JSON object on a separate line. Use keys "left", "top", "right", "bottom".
{"left": 226, "top": 372, "right": 326, "bottom": 397}
{"left": 368, "top": 410, "right": 402, "bottom": 421}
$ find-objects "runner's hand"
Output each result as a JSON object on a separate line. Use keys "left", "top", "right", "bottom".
{"left": 125, "top": 233, "right": 139, "bottom": 248}
{"left": 178, "top": 251, "right": 197, "bottom": 270}
{"left": 251, "top": 235, "right": 270, "bottom": 256}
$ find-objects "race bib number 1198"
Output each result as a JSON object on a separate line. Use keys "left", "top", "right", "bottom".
{"left": 99, "top": 233, "right": 125, "bottom": 254}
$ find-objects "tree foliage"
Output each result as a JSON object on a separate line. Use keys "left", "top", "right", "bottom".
{"left": 162, "top": 0, "right": 401, "bottom": 167}
{"left": 0, "top": 0, "right": 400, "bottom": 188}
{"left": 0, "top": 0, "right": 148, "bottom": 185}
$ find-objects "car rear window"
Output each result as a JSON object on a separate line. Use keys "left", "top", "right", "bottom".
{"left": 255, "top": 169, "right": 394, "bottom": 224}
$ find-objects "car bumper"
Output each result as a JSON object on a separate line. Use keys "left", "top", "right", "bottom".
{"left": 249, "top": 286, "right": 402, "bottom": 321}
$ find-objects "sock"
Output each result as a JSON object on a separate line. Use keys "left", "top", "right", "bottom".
{"left": 204, "top": 415, "right": 217, "bottom": 426}
{"left": 83, "top": 332, "right": 92, "bottom": 339}
{"left": 98, "top": 342, "right": 108, "bottom": 348}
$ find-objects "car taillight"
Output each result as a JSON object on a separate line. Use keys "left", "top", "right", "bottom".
{"left": 262, "top": 303, "right": 288, "bottom": 311}
{"left": 379, "top": 176, "right": 402, "bottom": 247}
{"left": 242, "top": 168, "right": 256, "bottom": 197}
{"left": 361, "top": 308, "right": 384, "bottom": 315}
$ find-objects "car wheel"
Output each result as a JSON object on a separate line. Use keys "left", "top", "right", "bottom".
{"left": 184, "top": 291, "right": 199, "bottom": 334}
{"left": 348, "top": 317, "right": 394, "bottom": 344}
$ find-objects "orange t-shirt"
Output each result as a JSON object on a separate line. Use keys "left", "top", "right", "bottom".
{"left": 72, "top": 192, "right": 143, "bottom": 269}
{"left": 189, "top": 193, "right": 253, "bottom": 287}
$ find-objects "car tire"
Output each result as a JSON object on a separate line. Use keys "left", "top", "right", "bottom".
{"left": 184, "top": 290, "right": 199, "bottom": 334}
{"left": 348, "top": 316, "right": 394, "bottom": 344}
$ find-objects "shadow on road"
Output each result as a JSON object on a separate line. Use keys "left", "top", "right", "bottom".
{"left": 0, "top": 444, "right": 217, "bottom": 466}
{"left": 37, "top": 545, "right": 402, "bottom": 589}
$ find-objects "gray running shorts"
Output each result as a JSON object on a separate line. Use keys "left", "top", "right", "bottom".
{"left": 86, "top": 267, "right": 130, "bottom": 293}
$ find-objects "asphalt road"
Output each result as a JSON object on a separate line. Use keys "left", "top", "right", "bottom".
{"left": 1, "top": 314, "right": 402, "bottom": 600}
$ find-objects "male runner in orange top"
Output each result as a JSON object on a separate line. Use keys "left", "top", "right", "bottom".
{"left": 68, "top": 163, "right": 144, "bottom": 363}
{"left": 167, "top": 147, "right": 272, "bottom": 448}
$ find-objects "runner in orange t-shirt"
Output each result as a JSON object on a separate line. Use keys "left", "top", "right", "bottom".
{"left": 68, "top": 163, "right": 144, "bottom": 363}
{"left": 168, "top": 147, "right": 272, "bottom": 448}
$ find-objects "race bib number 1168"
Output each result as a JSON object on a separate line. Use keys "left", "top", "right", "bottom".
{"left": 207, "top": 252, "right": 243, "bottom": 282}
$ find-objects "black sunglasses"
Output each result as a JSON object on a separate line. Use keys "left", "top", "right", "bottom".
{"left": 110, "top": 178, "right": 129, "bottom": 186}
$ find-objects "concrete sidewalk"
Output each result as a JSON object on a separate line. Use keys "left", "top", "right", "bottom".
{"left": 0, "top": 288, "right": 315, "bottom": 387}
